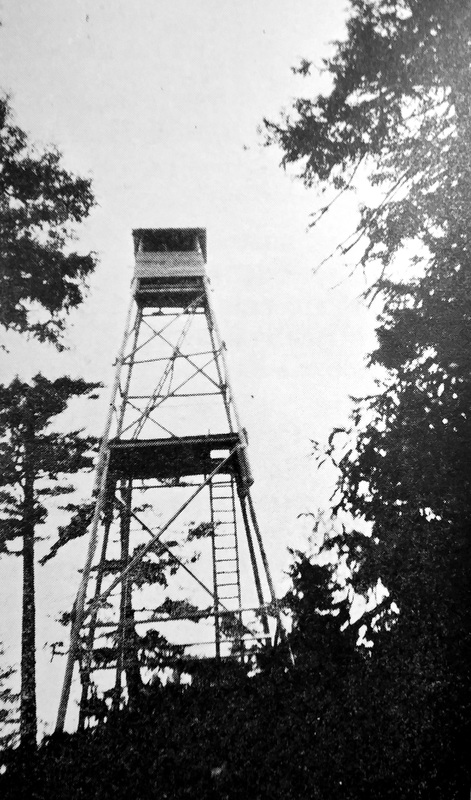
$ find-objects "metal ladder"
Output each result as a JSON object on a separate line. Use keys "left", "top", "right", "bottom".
{"left": 209, "top": 476, "right": 243, "bottom": 659}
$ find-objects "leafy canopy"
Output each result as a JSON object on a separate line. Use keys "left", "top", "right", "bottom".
{"left": 0, "top": 98, "right": 96, "bottom": 347}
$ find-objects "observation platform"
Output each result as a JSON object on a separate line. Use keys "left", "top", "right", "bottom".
{"left": 108, "top": 432, "right": 243, "bottom": 481}
{"left": 134, "top": 276, "right": 207, "bottom": 310}
{"left": 132, "top": 228, "right": 208, "bottom": 309}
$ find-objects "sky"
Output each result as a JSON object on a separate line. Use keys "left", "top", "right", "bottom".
{"left": 0, "top": 0, "right": 380, "bottom": 735}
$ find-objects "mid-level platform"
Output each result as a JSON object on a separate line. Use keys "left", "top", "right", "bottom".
{"left": 108, "top": 432, "right": 242, "bottom": 480}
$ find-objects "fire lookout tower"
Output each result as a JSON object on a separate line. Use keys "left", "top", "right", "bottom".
{"left": 56, "top": 228, "right": 279, "bottom": 731}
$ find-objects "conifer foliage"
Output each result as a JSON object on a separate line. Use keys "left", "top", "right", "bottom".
{"left": 0, "top": 651, "right": 17, "bottom": 753}
{"left": 264, "top": 0, "right": 471, "bottom": 793}
{"left": 0, "top": 375, "right": 99, "bottom": 749}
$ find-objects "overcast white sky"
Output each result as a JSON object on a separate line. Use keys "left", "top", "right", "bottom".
{"left": 0, "top": 0, "right": 380, "bottom": 735}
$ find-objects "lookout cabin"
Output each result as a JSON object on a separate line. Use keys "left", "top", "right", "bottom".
{"left": 132, "top": 227, "right": 207, "bottom": 308}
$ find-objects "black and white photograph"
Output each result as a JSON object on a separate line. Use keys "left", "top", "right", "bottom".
{"left": 0, "top": 1, "right": 469, "bottom": 797}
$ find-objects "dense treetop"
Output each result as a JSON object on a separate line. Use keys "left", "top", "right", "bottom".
{"left": 265, "top": 0, "right": 471, "bottom": 614}
{"left": 0, "top": 98, "right": 96, "bottom": 347}
{"left": 265, "top": 0, "right": 471, "bottom": 374}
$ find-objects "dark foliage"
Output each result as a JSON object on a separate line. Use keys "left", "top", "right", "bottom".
{"left": 0, "top": 649, "right": 18, "bottom": 753}
{"left": 0, "top": 374, "right": 100, "bottom": 749}
{"left": 262, "top": 0, "right": 471, "bottom": 795}
{"left": 0, "top": 97, "right": 96, "bottom": 347}
{"left": 0, "top": 556, "right": 467, "bottom": 798}
{"left": 3, "top": 3, "right": 471, "bottom": 795}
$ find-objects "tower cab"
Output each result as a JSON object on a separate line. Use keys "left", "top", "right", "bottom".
{"left": 132, "top": 227, "right": 207, "bottom": 308}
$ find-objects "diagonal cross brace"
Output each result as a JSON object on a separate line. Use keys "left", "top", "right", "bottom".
{"left": 56, "top": 445, "right": 240, "bottom": 733}
{"left": 80, "top": 448, "right": 238, "bottom": 626}
{"left": 131, "top": 311, "right": 194, "bottom": 438}
{"left": 108, "top": 496, "right": 259, "bottom": 642}
{"left": 119, "top": 351, "right": 222, "bottom": 439}
{"left": 156, "top": 329, "right": 222, "bottom": 391}
{"left": 121, "top": 293, "right": 204, "bottom": 363}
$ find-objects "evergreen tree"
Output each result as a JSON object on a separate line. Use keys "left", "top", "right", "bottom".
{"left": 265, "top": 1, "right": 471, "bottom": 793}
{"left": 0, "top": 374, "right": 99, "bottom": 749}
{"left": 0, "top": 648, "right": 17, "bottom": 753}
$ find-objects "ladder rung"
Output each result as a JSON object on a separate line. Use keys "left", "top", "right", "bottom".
{"left": 216, "top": 568, "right": 238, "bottom": 574}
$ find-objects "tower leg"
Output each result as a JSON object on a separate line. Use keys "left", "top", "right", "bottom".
{"left": 210, "top": 513, "right": 221, "bottom": 662}
{"left": 78, "top": 494, "right": 115, "bottom": 730}
{"left": 238, "top": 488, "right": 271, "bottom": 642}
{"left": 56, "top": 292, "right": 136, "bottom": 733}
{"left": 246, "top": 490, "right": 284, "bottom": 641}
{"left": 115, "top": 479, "right": 141, "bottom": 710}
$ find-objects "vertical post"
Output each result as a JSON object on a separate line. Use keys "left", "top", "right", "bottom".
{"left": 117, "top": 307, "right": 142, "bottom": 435}
{"left": 77, "top": 507, "right": 113, "bottom": 731}
{"left": 203, "top": 277, "right": 244, "bottom": 435}
{"left": 205, "top": 302, "right": 234, "bottom": 433}
{"left": 21, "top": 415, "right": 37, "bottom": 750}
{"left": 209, "top": 480, "right": 221, "bottom": 661}
{"left": 246, "top": 490, "right": 277, "bottom": 605}
{"left": 114, "top": 480, "right": 132, "bottom": 708}
{"left": 229, "top": 475, "right": 244, "bottom": 660}
{"left": 56, "top": 288, "right": 135, "bottom": 733}
{"left": 238, "top": 488, "right": 270, "bottom": 640}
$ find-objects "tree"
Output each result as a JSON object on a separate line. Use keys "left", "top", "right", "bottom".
{"left": 0, "top": 374, "right": 99, "bottom": 749}
{"left": 0, "top": 97, "right": 96, "bottom": 348}
{"left": 264, "top": 1, "right": 471, "bottom": 792}
{"left": 0, "top": 648, "right": 17, "bottom": 753}
{"left": 283, "top": 550, "right": 357, "bottom": 675}
{"left": 264, "top": 0, "right": 471, "bottom": 389}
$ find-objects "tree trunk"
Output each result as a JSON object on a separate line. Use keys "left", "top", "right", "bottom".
{"left": 117, "top": 481, "right": 142, "bottom": 710}
{"left": 21, "top": 427, "right": 37, "bottom": 751}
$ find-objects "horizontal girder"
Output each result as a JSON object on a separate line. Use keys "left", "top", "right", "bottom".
{"left": 108, "top": 432, "right": 242, "bottom": 480}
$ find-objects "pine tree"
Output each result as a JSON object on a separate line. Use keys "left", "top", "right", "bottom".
{"left": 0, "top": 374, "right": 99, "bottom": 749}
{"left": 0, "top": 649, "right": 18, "bottom": 753}
{"left": 265, "top": 2, "right": 471, "bottom": 793}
